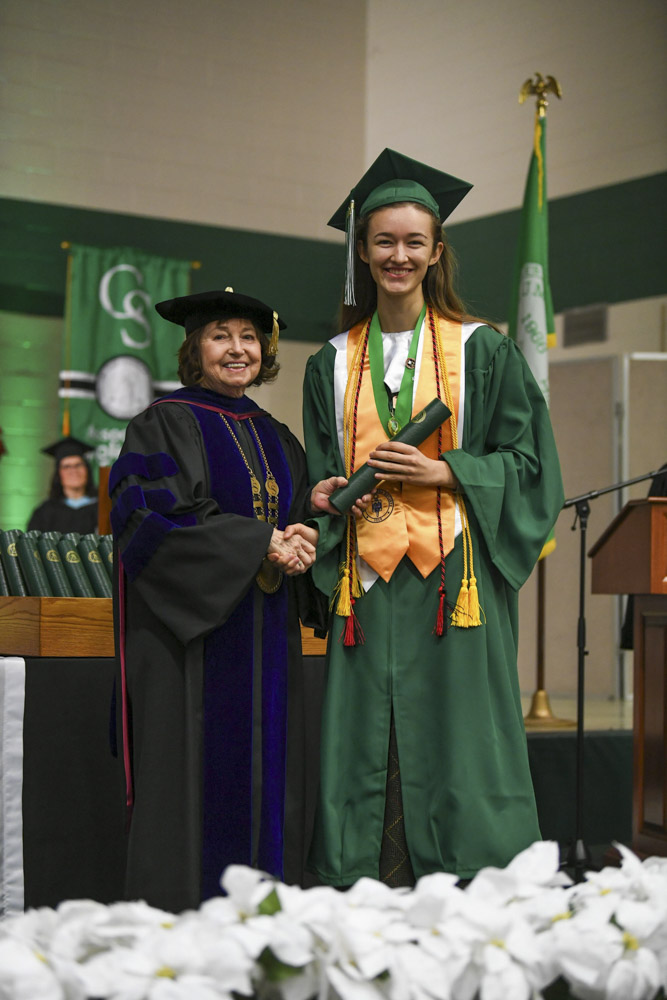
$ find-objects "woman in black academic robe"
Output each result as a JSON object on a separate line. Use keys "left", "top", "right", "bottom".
{"left": 110, "top": 290, "right": 334, "bottom": 913}
{"left": 27, "top": 436, "right": 98, "bottom": 534}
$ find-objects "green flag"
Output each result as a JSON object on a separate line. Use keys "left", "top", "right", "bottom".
{"left": 60, "top": 245, "right": 192, "bottom": 469}
{"left": 508, "top": 113, "right": 556, "bottom": 556}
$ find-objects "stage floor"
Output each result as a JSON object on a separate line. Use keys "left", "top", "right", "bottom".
{"left": 521, "top": 694, "right": 633, "bottom": 732}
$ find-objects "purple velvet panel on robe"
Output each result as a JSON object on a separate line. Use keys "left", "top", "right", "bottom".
{"left": 157, "top": 390, "right": 292, "bottom": 894}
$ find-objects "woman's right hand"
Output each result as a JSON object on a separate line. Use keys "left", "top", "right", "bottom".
{"left": 267, "top": 527, "right": 316, "bottom": 575}
{"left": 310, "top": 477, "right": 371, "bottom": 519}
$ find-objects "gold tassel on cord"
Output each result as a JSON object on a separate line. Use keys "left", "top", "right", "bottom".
{"left": 450, "top": 495, "right": 484, "bottom": 628}
{"left": 331, "top": 322, "right": 368, "bottom": 645}
{"left": 332, "top": 566, "right": 352, "bottom": 618}
{"left": 467, "top": 575, "right": 482, "bottom": 626}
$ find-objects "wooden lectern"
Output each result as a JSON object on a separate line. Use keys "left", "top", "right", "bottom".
{"left": 589, "top": 497, "right": 667, "bottom": 858}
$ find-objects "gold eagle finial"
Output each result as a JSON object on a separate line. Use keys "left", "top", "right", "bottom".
{"left": 519, "top": 73, "right": 563, "bottom": 116}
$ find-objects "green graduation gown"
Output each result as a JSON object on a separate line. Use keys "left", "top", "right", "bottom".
{"left": 302, "top": 322, "right": 564, "bottom": 884}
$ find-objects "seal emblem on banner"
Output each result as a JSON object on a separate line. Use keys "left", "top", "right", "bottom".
{"left": 362, "top": 488, "right": 394, "bottom": 523}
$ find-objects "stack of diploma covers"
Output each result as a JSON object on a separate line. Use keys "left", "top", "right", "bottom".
{"left": 329, "top": 398, "right": 452, "bottom": 513}
{"left": 0, "top": 530, "right": 113, "bottom": 597}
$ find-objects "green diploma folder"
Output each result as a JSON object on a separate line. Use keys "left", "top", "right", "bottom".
{"left": 329, "top": 397, "right": 452, "bottom": 514}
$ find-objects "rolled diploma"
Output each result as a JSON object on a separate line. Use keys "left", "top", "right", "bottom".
{"left": 329, "top": 397, "right": 452, "bottom": 514}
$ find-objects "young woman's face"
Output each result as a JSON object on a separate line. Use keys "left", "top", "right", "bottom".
{"left": 358, "top": 204, "right": 443, "bottom": 302}
{"left": 58, "top": 456, "right": 88, "bottom": 495}
{"left": 199, "top": 318, "right": 263, "bottom": 397}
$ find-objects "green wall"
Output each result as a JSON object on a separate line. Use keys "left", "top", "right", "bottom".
{"left": 1, "top": 171, "right": 665, "bottom": 333}
{"left": 1, "top": 174, "right": 665, "bottom": 529}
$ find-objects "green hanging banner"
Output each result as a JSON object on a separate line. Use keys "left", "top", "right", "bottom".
{"left": 60, "top": 244, "right": 192, "bottom": 469}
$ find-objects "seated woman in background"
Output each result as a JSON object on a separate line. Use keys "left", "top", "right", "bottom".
{"left": 110, "top": 288, "right": 347, "bottom": 913}
{"left": 27, "top": 436, "right": 98, "bottom": 534}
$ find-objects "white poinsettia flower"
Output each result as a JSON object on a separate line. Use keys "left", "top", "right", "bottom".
{"left": 245, "top": 911, "right": 314, "bottom": 967}
{"left": 407, "top": 871, "right": 462, "bottom": 924}
{"left": 439, "top": 896, "right": 552, "bottom": 1000}
{"left": 509, "top": 885, "right": 576, "bottom": 934}
{"left": 547, "top": 905, "right": 629, "bottom": 999}
{"left": 147, "top": 977, "right": 238, "bottom": 1000}
{"left": 49, "top": 898, "right": 175, "bottom": 962}
{"left": 549, "top": 893, "right": 665, "bottom": 1000}
{"left": 388, "top": 940, "right": 452, "bottom": 1000}
{"left": 466, "top": 841, "right": 569, "bottom": 909}
{"left": 574, "top": 843, "right": 667, "bottom": 910}
{"left": 274, "top": 882, "right": 342, "bottom": 944}
{"left": 219, "top": 865, "right": 277, "bottom": 917}
{"left": 325, "top": 962, "right": 389, "bottom": 1000}
{"left": 67, "top": 919, "right": 256, "bottom": 1000}
{"left": 327, "top": 903, "right": 399, "bottom": 981}
{"left": 0, "top": 937, "right": 64, "bottom": 1000}
{"left": 0, "top": 905, "right": 60, "bottom": 954}
{"left": 344, "top": 877, "right": 411, "bottom": 910}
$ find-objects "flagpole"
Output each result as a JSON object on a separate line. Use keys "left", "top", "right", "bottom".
{"left": 510, "top": 74, "right": 571, "bottom": 729}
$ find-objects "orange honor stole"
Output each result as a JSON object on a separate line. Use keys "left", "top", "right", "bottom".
{"left": 346, "top": 313, "right": 462, "bottom": 582}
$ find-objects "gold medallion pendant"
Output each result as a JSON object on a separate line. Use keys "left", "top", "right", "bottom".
{"left": 256, "top": 557, "right": 284, "bottom": 594}
{"left": 220, "top": 413, "right": 285, "bottom": 595}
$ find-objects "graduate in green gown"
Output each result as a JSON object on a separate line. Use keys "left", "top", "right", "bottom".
{"left": 303, "top": 149, "right": 564, "bottom": 887}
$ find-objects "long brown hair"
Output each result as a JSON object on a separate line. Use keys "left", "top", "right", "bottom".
{"left": 177, "top": 320, "right": 280, "bottom": 387}
{"left": 338, "top": 203, "right": 499, "bottom": 333}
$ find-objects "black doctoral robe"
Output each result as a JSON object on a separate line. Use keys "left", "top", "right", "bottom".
{"left": 27, "top": 498, "right": 98, "bottom": 534}
{"left": 110, "top": 385, "right": 323, "bottom": 913}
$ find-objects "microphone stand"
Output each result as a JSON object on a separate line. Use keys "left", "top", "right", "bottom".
{"left": 561, "top": 469, "right": 660, "bottom": 882}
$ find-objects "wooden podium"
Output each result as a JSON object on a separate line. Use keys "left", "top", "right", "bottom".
{"left": 589, "top": 497, "right": 667, "bottom": 858}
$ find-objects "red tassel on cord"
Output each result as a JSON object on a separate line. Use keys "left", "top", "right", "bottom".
{"left": 342, "top": 598, "right": 365, "bottom": 646}
{"left": 434, "top": 585, "right": 447, "bottom": 637}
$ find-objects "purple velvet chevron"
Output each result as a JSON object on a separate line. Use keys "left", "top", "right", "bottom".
{"left": 120, "top": 510, "right": 197, "bottom": 581}
{"left": 111, "top": 485, "right": 178, "bottom": 538}
{"left": 108, "top": 451, "right": 178, "bottom": 495}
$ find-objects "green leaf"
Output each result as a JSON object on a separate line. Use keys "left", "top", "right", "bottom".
{"left": 259, "top": 947, "right": 302, "bottom": 983}
{"left": 257, "top": 888, "right": 281, "bottom": 917}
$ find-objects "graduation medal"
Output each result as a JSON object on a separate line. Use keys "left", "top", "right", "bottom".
{"left": 220, "top": 415, "right": 283, "bottom": 594}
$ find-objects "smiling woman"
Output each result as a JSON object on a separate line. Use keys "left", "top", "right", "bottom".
{"left": 26, "top": 436, "right": 98, "bottom": 533}
{"left": 302, "top": 148, "right": 564, "bottom": 891}
{"left": 199, "top": 318, "right": 263, "bottom": 396}
{"left": 109, "top": 288, "right": 343, "bottom": 912}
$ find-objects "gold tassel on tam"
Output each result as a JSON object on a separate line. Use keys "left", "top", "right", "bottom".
{"left": 268, "top": 310, "right": 280, "bottom": 356}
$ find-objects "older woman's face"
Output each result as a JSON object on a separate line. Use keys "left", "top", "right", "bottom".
{"left": 199, "top": 318, "right": 263, "bottom": 397}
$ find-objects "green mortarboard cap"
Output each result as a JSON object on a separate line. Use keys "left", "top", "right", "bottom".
{"left": 155, "top": 289, "right": 286, "bottom": 338}
{"left": 328, "top": 148, "right": 473, "bottom": 232}
{"left": 41, "top": 437, "right": 93, "bottom": 463}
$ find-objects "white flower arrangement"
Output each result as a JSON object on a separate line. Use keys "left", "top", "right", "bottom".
{"left": 1, "top": 842, "right": 666, "bottom": 1000}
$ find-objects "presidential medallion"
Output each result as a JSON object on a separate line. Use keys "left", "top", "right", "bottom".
{"left": 256, "top": 558, "right": 283, "bottom": 594}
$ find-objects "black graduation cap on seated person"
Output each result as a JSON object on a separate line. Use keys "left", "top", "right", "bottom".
{"left": 155, "top": 287, "right": 286, "bottom": 356}
{"left": 41, "top": 436, "right": 93, "bottom": 464}
{"left": 328, "top": 148, "right": 473, "bottom": 305}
